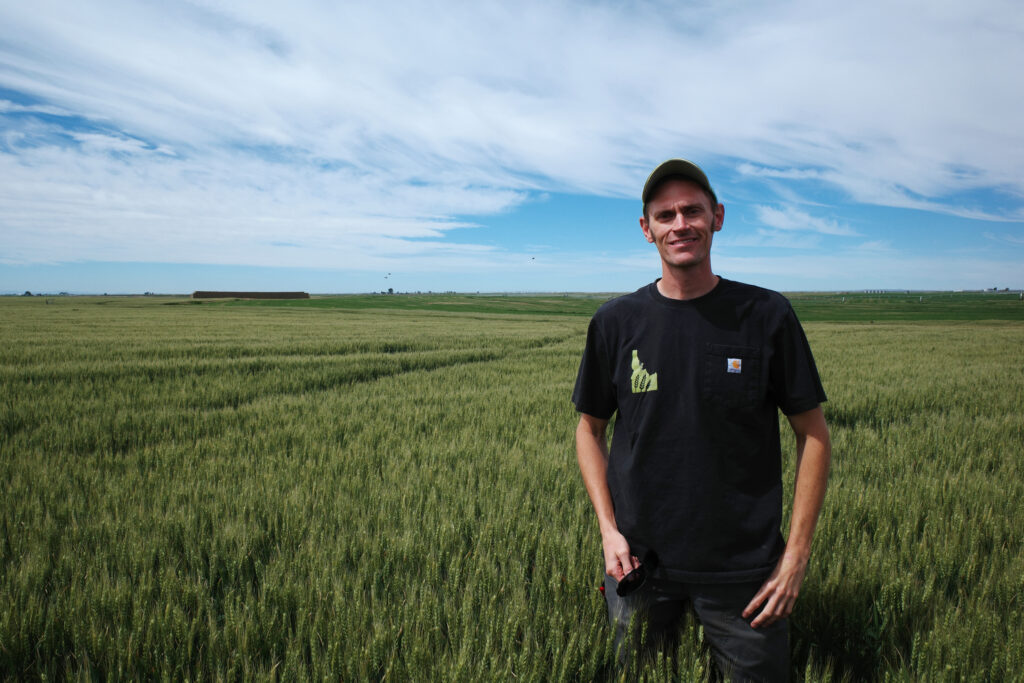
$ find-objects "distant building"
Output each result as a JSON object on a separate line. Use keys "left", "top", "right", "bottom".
{"left": 191, "top": 291, "right": 310, "bottom": 299}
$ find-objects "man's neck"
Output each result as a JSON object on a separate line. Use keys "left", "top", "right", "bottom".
{"left": 656, "top": 265, "right": 719, "bottom": 301}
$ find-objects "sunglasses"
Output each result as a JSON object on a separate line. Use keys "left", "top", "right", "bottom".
{"left": 615, "top": 551, "right": 659, "bottom": 597}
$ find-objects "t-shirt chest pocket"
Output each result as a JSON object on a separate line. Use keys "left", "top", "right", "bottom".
{"left": 702, "top": 344, "right": 762, "bottom": 410}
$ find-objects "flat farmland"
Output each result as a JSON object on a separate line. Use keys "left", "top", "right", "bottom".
{"left": 1, "top": 293, "right": 1022, "bottom": 680}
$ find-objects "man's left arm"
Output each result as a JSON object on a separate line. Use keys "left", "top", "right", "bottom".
{"left": 743, "top": 405, "right": 831, "bottom": 628}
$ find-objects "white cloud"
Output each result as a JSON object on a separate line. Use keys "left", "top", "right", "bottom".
{"left": 0, "top": 99, "right": 71, "bottom": 116}
{"left": 736, "top": 164, "right": 825, "bottom": 182}
{"left": 984, "top": 232, "right": 1024, "bottom": 246}
{"left": 717, "top": 230, "right": 823, "bottom": 250}
{"left": 855, "top": 240, "right": 894, "bottom": 252}
{"left": 754, "top": 206, "right": 859, "bottom": 236}
{"left": 68, "top": 132, "right": 152, "bottom": 154}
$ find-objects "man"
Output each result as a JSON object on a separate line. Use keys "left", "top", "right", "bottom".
{"left": 572, "top": 159, "right": 831, "bottom": 681}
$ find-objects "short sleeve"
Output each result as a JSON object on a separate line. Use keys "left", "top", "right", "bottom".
{"left": 572, "top": 316, "right": 618, "bottom": 419}
{"left": 769, "top": 305, "right": 827, "bottom": 415}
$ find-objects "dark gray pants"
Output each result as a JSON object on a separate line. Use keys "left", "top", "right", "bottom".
{"left": 604, "top": 574, "right": 789, "bottom": 682}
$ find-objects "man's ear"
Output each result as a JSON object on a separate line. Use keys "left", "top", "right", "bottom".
{"left": 639, "top": 217, "right": 654, "bottom": 242}
{"left": 713, "top": 204, "right": 724, "bottom": 232}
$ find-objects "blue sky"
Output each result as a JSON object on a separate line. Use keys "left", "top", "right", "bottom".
{"left": 1, "top": 1, "right": 1022, "bottom": 294}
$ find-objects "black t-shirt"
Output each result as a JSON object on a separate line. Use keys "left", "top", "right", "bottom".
{"left": 572, "top": 278, "right": 826, "bottom": 582}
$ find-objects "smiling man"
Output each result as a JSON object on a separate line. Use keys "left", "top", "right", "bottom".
{"left": 573, "top": 159, "right": 831, "bottom": 681}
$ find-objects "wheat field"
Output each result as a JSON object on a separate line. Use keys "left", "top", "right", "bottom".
{"left": 1, "top": 294, "right": 1022, "bottom": 680}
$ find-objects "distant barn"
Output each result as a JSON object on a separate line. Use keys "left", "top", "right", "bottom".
{"left": 191, "top": 291, "right": 310, "bottom": 299}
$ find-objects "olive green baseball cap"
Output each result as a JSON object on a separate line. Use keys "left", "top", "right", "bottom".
{"left": 642, "top": 159, "right": 717, "bottom": 206}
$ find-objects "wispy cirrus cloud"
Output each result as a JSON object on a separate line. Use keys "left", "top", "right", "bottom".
{"left": 984, "top": 232, "right": 1024, "bottom": 247}
{"left": 736, "top": 164, "right": 826, "bottom": 182}
{"left": 855, "top": 240, "right": 894, "bottom": 252}
{"left": 717, "top": 230, "right": 823, "bottom": 250}
{"left": 0, "top": 99, "right": 72, "bottom": 116}
{"left": 754, "top": 206, "right": 859, "bottom": 237}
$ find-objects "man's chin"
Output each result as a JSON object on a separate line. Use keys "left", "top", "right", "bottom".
{"left": 664, "top": 254, "right": 707, "bottom": 269}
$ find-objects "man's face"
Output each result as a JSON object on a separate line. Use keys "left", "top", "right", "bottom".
{"left": 640, "top": 178, "right": 723, "bottom": 271}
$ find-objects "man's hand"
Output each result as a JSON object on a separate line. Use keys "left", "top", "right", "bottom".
{"left": 743, "top": 405, "right": 830, "bottom": 628}
{"left": 742, "top": 552, "right": 808, "bottom": 628}
{"left": 601, "top": 528, "right": 638, "bottom": 582}
{"left": 576, "top": 413, "right": 641, "bottom": 581}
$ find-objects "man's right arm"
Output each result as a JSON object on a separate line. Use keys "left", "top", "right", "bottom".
{"left": 575, "top": 413, "right": 637, "bottom": 581}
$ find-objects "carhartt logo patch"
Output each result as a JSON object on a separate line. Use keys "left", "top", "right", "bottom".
{"left": 630, "top": 349, "right": 658, "bottom": 393}
{"left": 727, "top": 358, "right": 742, "bottom": 374}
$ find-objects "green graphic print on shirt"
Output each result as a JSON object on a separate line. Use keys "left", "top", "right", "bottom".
{"left": 630, "top": 349, "right": 658, "bottom": 393}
